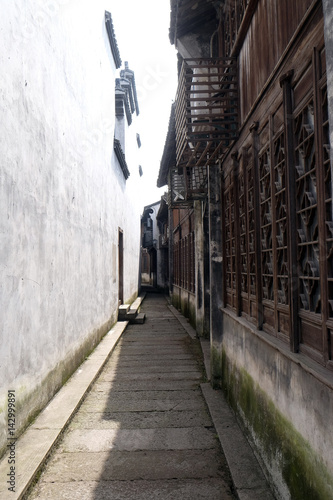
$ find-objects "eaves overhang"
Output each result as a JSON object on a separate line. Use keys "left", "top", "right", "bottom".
{"left": 105, "top": 11, "right": 122, "bottom": 69}
{"left": 169, "top": 0, "right": 219, "bottom": 45}
{"left": 114, "top": 138, "right": 130, "bottom": 179}
{"left": 157, "top": 103, "right": 176, "bottom": 188}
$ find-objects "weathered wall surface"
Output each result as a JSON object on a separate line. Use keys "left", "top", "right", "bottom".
{"left": 0, "top": 0, "right": 141, "bottom": 455}
{"left": 219, "top": 312, "right": 333, "bottom": 500}
{"left": 172, "top": 286, "right": 196, "bottom": 327}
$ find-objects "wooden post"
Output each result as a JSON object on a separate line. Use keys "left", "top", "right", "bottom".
{"left": 208, "top": 162, "right": 224, "bottom": 388}
{"left": 280, "top": 70, "right": 299, "bottom": 353}
{"left": 250, "top": 121, "right": 263, "bottom": 329}
{"left": 194, "top": 200, "right": 206, "bottom": 337}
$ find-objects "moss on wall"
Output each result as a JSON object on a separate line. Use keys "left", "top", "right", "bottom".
{"left": 221, "top": 347, "right": 333, "bottom": 500}
{"left": 0, "top": 314, "right": 117, "bottom": 460}
{"left": 171, "top": 289, "right": 196, "bottom": 330}
{"left": 125, "top": 291, "right": 138, "bottom": 306}
{"left": 180, "top": 298, "right": 189, "bottom": 318}
{"left": 211, "top": 344, "right": 223, "bottom": 390}
{"left": 188, "top": 299, "right": 196, "bottom": 329}
{"left": 171, "top": 293, "right": 180, "bottom": 311}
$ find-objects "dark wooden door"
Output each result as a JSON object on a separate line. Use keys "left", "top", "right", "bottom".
{"left": 118, "top": 229, "right": 124, "bottom": 305}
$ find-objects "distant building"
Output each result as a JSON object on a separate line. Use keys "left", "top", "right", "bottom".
{"left": 141, "top": 197, "right": 169, "bottom": 291}
{"left": 158, "top": 1, "right": 333, "bottom": 498}
{"left": 0, "top": 2, "right": 142, "bottom": 456}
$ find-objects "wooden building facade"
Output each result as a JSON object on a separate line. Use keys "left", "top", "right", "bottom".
{"left": 158, "top": 1, "right": 333, "bottom": 498}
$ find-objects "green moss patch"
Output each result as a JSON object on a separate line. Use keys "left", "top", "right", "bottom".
{"left": 221, "top": 348, "right": 333, "bottom": 500}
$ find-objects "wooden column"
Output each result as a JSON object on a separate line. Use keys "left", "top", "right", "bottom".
{"left": 208, "top": 163, "right": 224, "bottom": 388}
{"left": 232, "top": 151, "right": 242, "bottom": 316}
{"left": 250, "top": 121, "right": 263, "bottom": 329}
{"left": 280, "top": 70, "right": 299, "bottom": 353}
{"left": 168, "top": 172, "right": 174, "bottom": 297}
{"left": 194, "top": 200, "right": 205, "bottom": 337}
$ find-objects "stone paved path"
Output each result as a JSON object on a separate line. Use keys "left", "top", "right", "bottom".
{"left": 27, "top": 294, "right": 236, "bottom": 499}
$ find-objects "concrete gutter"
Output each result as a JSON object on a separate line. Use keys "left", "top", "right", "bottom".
{"left": 0, "top": 320, "right": 128, "bottom": 500}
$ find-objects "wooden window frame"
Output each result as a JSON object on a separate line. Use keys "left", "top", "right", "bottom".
{"left": 222, "top": 49, "right": 332, "bottom": 368}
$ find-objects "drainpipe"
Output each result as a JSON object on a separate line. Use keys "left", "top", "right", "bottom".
{"left": 208, "top": 161, "right": 224, "bottom": 388}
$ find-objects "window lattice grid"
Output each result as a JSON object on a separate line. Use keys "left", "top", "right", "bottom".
{"left": 189, "top": 232, "right": 195, "bottom": 293}
{"left": 224, "top": 174, "right": 236, "bottom": 308}
{"left": 173, "top": 234, "right": 195, "bottom": 293}
{"left": 294, "top": 100, "right": 321, "bottom": 314}
{"left": 185, "top": 236, "right": 189, "bottom": 291}
{"left": 259, "top": 147, "right": 274, "bottom": 302}
{"left": 273, "top": 132, "right": 289, "bottom": 306}
{"left": 247, "top": 158, "right": 257, "bottom": 307}
{"left": 321, "top": 85, "right": 333, "bottom": 319}
{"left": 173, "top": 242, "right": 179, "bottom": 287}
{"left": 181, "top": 239, "right": 185, "bottom": 289}
{"left": 239, "top": 162, "right": 248, "bottom": 298}
{"left": 223, "top": 0, "right": 249, "bottom": 57}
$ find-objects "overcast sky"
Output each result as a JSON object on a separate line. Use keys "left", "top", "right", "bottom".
{"left": 109, "top": 0, "right": 178, "bottom": 208}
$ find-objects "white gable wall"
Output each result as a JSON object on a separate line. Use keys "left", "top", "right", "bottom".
{"left": 0, "top": 0, "right": 141, "bottom": 454}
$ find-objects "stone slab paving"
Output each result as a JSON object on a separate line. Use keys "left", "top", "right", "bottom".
{"left": 27, "top": 294, "right": 236, "bottom": 500}
{"left": 0, "top": 321, "right": 129, "bottom": 500}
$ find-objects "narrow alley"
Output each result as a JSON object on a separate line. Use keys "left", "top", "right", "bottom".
{"left": 24, "top": 293, "right": 272, "bottom": 500}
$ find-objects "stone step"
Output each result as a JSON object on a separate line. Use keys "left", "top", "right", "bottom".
{"left": 131, "top": 313, "right": 146, "bottom": 324}
{"left": 118, "top": 294, "right": 146, "bottom": 322}
{"left": 118, "top": 304, "right": 130, "bottom": 318}
{"left": 126, "top": 310, "right": 138, "bottom": 320}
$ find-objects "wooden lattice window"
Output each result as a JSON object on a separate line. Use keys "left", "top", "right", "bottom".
{"left": 185, "top": 236, "right": 189, "bottom": 291}
{"left": 218, "top": 23, "right": 333, "bottom": 367}
{"left": 322, "top": 85, "right": 333, "bottom": 318}
{"left": 221, "top": 0, "right": 249, "bottom": 57}
{"left": 274, "top": 132, "right": 289, "bottom": 306}
{"left": 295, "top": 99, "right": 321, "bottom": 315}
{"left": 221, "top": 48, "right": 332, "bottom": 367}
{"left": 239, "top": 152, "right": 249, "bottom": 315}
{"left": 224, "top": 171, "right": 237, "bottom": 309}
{"left": 173, "top": 233, "right": 195, "bottom": 293}
{"left": 247, "top": 150, "right": 257, "bottom": 321}
{"left": 273, "top": 130, "right": 290, "bottom": 342}
{"left": 322, "top": 84, "right": 333, "bottom": 361}
{"left": 173, "top": 242, "right": 180, "bottom": 287}
{"left": 189, "top": 232, "right": 195, "bottom": 293}
{"left": 259, "top": 145, "right": 275, "bottom": 330}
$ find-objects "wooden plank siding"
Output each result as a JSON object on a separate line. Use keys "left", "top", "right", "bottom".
{"left": 239, "top": 0, "right": 316, "bottom": 120}
{"left": 172, "top": 208, "right": 196, "bottom": 294}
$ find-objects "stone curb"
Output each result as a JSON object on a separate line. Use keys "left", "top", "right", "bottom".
{"left": 201, "top": 384, "right": 275, "bottom": 500}
{"left": 0, "top": 320, "right": 129, "bottom": 500}
{"left": 167, "top": 302, "right": 211, "bottom": 381}
{"left": 167, "top": 304, "right": 197, "bottom": 339}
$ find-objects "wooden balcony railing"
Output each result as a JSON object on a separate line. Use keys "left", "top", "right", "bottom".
{"left": 171, "top": 57, "right": 238, "bottom": 205}
{"left": 175, "top": 57, "right": 239, "bottom": 169}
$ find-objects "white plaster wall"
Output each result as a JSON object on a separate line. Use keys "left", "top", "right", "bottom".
{"left": 0, "top": 0, "right": 141, "bottom": 450}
